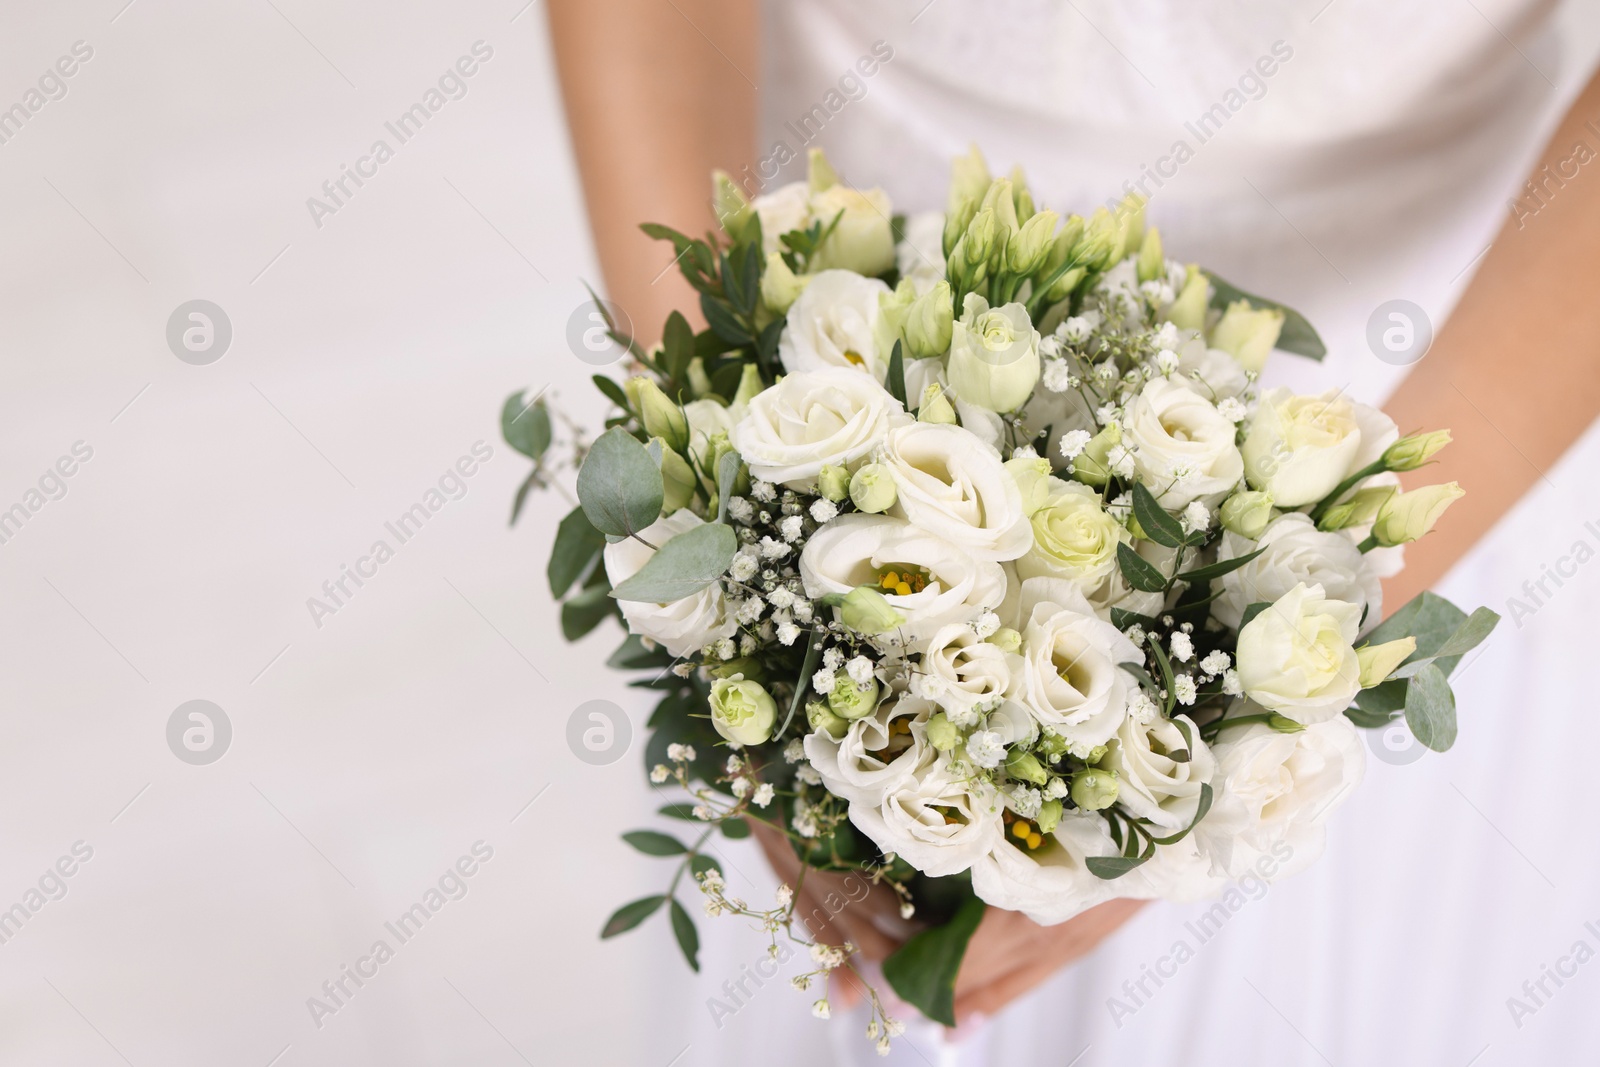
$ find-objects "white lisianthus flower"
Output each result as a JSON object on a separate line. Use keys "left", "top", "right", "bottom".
{"left": 779, "top": 269, "right": 893, "bottom": 379}
{"left": 1235, "top": 583, "right": 1362, "bottom": 724}
{"left": 799, "top": 515, "right": 1007, "bottom": 648}
{"left": 1006, "top": 577, "right": 1142, "bottom": 747}
{"left": 848, "top": 755, "right": 1002, "bottom": 877}
{"left": 1213, "top": 513, "right": 1382, "bottom": 631}
{"left": 896, "top": 210, "right": 947, "bottom": 294}
{"left": 1123, "top": 378, "right": 1244, "bottom": 509}
{"left": 1014, "top": 477, "right": 1128, "bottom": 587}
{"left": 603, "top": 510, "right": 737, "bottom": 657}
{"left": 682, "top": 398, "right": 735, "bottom": 452}
{"left": 751, "top": 182, "right": 811, "bottom": 255}
{"left": 918, "top": 623, "right": 1015, "bottom": 719}
{"left": 1168, "top": 337, "right": 1249, "bottom": 401}
{"left": 947, "top": 293, "right": 1041, "bottom": 413}
{"left": 804, "top": 694, "right": 934, "bottom": 806}
{"left": 1198, "top": 707, "right": 1366, "bottom": 879}
{"left": 1080, "top": 539, "right": 1170, "bottom": 621}
{"left": 1241, "top": 388, "right": 1398, "bottom": 508}
{"left": 879, "top": 423, "right": 1032, "bottom": 562}
{"left": 731, "top": 368, "right": 906, "bottom": 489}
{"left": 809, "top": 185, "right": 897, "bottom": 277}
{"left": 1102, "top": 714, "right": 1216, "bottom": 831}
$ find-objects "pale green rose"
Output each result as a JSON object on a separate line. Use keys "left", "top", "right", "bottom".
{"left": 809, "top": 184, "right": 896, "bottom": 276}
{"left": 849, "top": 463, "right": 897, "bottom": 514}
{"left": 1210, "top": 300, "right": 1285, "bottom": 374}
{"left": 826, "top": 672, "right": 880, "bottom": 720}
{"left": 947, "top": 293, "right": 1040, "bottom": 413}
{"left": 1015, "top": 478, "right": 1125, "bottom": 584}
{"left": 1219, "top": 490, "right": 1275, "bottom": 539}
{"left": 990, "top": 626, "right": 1022, "bottom": 654}
{"left": 709, "top": 677, "right": 777, "bottom": 745}
{"left": 1357, "top": 637, "right": 1417, "bottom": 688}
{"left": 1236, "top": 582, "right": 1362, "bottom": 724}
{"left": 1372, "top": 483, "right": 1464, "bottom": 546}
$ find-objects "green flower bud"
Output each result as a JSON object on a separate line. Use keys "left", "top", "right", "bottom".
{"left": 686, "top": 356, "right": 713, "bottom": 399}
{"left": 990, "top": 626, "right": 1022, "bottom": 654}
{"left": 1268, "top": 714, "right": 1307, "bottom": 733}
{"left": 806, "top": 700, "right": 849, "bottom": 740}
{"left": 963, "top": 209, "right": 1000, "bottom": 269}
{"left": 849, "top": 463, "right": 898, "bottom": 514}
{"left": 654, "top": 438, "right": 697, "bottom": 513}
{"left": 731, "top": 362, "right": 764, "bottom": 410}
{"left": 817, "top": 464, "right": 850, "bottom": 502}
{"left": 807, "top": 146, "right": 839, "bottom": 194}
{"left": 1070, "top": 423, "right": 1122, "bottom": 487}
{"left": 1164, "top": 264, "right": 1210, "bottom": 331}
{"left": 1113, "top": 192, "right": 1146, "bottom": 260}
{"left": 1004, "top": 455, "right": 1053, "bottom": 515}
{"left": 712, "top": 170, "right": 754, "bottom": 242}
{"left": 1075, "top": 208, "right": 1121, "bottom": 272}
{"left": 625, "top": 377, "right": 689, "bottom": 453}
{"left": 709, "top": 656, "right": 764, "bottom": 681}
{"left": 979, "top": 178, "right": 1021, "bottom": 239}
{"left": 760, "top": 251, "right": 807, "bottom": 315}
{"left": 1219, "top": 490, "right": 1275, "bottom": 539}
{"left": 947, "top": 144, "right": 992, "bottom": 217}
{"left": 1070, "top": 769, "right": 1119, "bottom": 811}
{"left": 1005, "top": 749, "right": 1049, "bottom": 786}
{"left": 1036, "top": 798, "right": 1063, "bottom": 834}
{"left": 1357, "top": 636, "right": 1417, "bottom": 688}
{"left": 709, "top": 677, "right": 777, "bottom": 746}
{"left": 1084, "top": 744, "right": 1109, "bottom": 765}
{"left": 905, "top": 281, "right": 955, "bottom": 359}
{"left": 1005, "top": 209, "right": 1059, "bottom": 277}
{"left": 1317, "top": 485, "right": 1395, "bottom": 531}
{"left": 1136, "top": 226, "right": 1165, "bottom": 283}
{"left": 826, "top": 672, "right": 880, "bottom": 720}
{"left": 926, "top": 712, "right": 961, "bottom": 751}
{"left": 1383, "top": 430, "right": 1453, "bottom": 472}
{"left": 1210, "top": 300, "right": 1285, "bottom": 374}
{"left": 917, "top": 383, "right": 958, "bottom": 425}
{"left": 836, "top": 586, "right": 905, "bottom": 636}
{"left": 1372, "top": 482, "right": 1465, "bottom": 547}
{"left": 1036, "top": 730, "right": 1069, "bottom": 761}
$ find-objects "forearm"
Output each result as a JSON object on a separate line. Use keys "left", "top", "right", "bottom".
{"left": 547, "top": 0, "right": 757, "bottom": 343}
{"left": 1382, "top": 67, "right": 1600, "bottom": 606}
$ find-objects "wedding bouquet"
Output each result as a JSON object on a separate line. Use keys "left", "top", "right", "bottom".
{"left": 502, "top": 147, "right": 1498, "bottom": 1047}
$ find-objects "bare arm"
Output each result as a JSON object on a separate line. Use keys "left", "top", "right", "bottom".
{"left": 546, "top": 0, "right": 757, "bottom": 343}
{"left": 1383, "top": 67, "right": 1600, "bottom": 607}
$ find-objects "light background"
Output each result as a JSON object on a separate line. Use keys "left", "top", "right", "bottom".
{"left": 0, "top": 2, "right": 1597, "bottom": 1066}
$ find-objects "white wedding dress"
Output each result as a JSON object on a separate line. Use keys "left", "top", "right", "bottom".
{"left": 668, "top": 2, "right": 1600, "bottom": 1064}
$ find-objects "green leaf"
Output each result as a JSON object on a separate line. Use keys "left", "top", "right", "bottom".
{"left": 1176, "top": 547, "right": 1266, "bottom": 584}
{"left": 592, "top": 374, "right": 631, "bottom": 413}
{"left": 669, "top": 898, "right": 700, "bottom": 972}
{"left": 657, "top": 803, "right": 701, "bottom": 821}
{"left": 561, "top": 580, "right": 615, "bottom": 641}
{"left": 719, "top": 817, "right": 750, "bottom": 840}
{"left": 778, "top": 631, "right": 822, "bottom": 737}
{"left": 1389, "top": 606, "right": 1501, "bottom": 679}
{"left": 1404, "top": 662, "right": 1457, "bottom": 752}
{"left": 661, "top": 312, "right": 696, "bottom": 380}
{"left": 1131, "top": 483, "right": 1187, "bottom": 548}
{"left": 501, "top": 390, "right": 553, "bottom": 460}
{"left": 688, "top": 853, "right": 722, "bottom": 880}
{"left": 622, "top": 830, "right": 687, "bottom": 857}
{"left": 548, "top": 506, "right": 606, "bottom": 598}
{"left": 1362, "top": 591, "right": 1470, "bottom": 678}
{"left": 1087, "top": 854, "right": 1153, "bottom": 879}
{"left": 1110, "top": 607, "right": 1159, "bottom": 632}
{"left": 1238, "top": 601, "right": 1272, "bottom": 631}
{"left": 1147, "top": 783, "right": 1213, "bottom": 845}
{"left": 1344, "top": 703, "right": 1397, "bottom": 728}
{"left": 577, "top": 427, "right": 664, "bottom": 540}
{"left": 882, "top": 894, "right": 986, "bottom": 1027}
{"left": 715, "top": 450, "right": 742, "bottom": 525}
{"left": 610, "top": 523, "right": 737, "bottom": 603}
{"left": 1148, "top": 638, "right": 1177, "bottom": 716}
{"left": 608, "top": 633, "right": 673, "bottom": 670}
{"left": 600, "top": 894, "right": 665, "bottom": 938}
{"left": 1202, "top": 270, "right": 1326, "bottom": 360}
{"left": 510, "top": 469, "right": 539, "bottom": 526}
{"left": 701, "top": 293, "right": 754, "bottom": 346}
{"left": 886, "top": 340, "right": 907, "bottom": 407}
{"left": 1117, "top": 543, "right": 1168, "bottom": 593}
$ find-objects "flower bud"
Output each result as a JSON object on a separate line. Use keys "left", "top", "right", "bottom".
{"left": 761, "top": 251, "right": 807, "bottom": 315}
{"left": 1005, "top": 749, "right": 1049, "bottom": 786}
{"left": 1136, "top": 226, "right": 1165, "bottom": 283}
{"left": 807, "top": 146, "right": 839, "bottom": 194}
{"left": 1009, "top": 164, "right": 1035, "bottom": 221}
{"left": 926, "top": 712, "right": 961, "bottom": 751}
{"left": 1383, "top": 430, "right": 1452, "bottom": 472}
{"left": 817, "top": 464, "right": 850, "bottom": 502}
{"left": 731, "top": 362, "right": 764, "bottom": 410}
{"left": 849, "top": 463, "right": 898, "bottom": 513}
{"left": 1004, "top": 455, "right": 1053, "bottom": 515}
{"left": 1036, "top": 798, "right": 1063, "bottom": 834}
{"left": 947, "top": 144, "right": 992, "bottom": 217}
{"left": 1268, "top": 714, "right": 1307, "bottom": 733}
{"left": 1372, "top": 482, "right": 1465, "bottom": 547}
{"left": 1070, "top": 423, "right": 1122, "bottom": 487}
{"left": 1114, "top": 193, "right": 1147, "bottom": 260}
{"left": 963, "top": 209, "right": 1000, "bottom": 268}
{"left": 826, "top": 672, "right": 879, "bottom": 720}
{"left": 709, "top": 677, "right": 777, "bottom": 746}
{"left": 1210, "top": 300, "right": 1285, "bottom": 374}
{"left": 1075, "top": 208, "right": 1121, "bottom": 272}
{"left": 905, "top": 281, "right": 955, "bottom": 358}
{"left": 1219, "top": 490, "right": 1275, "bottom": 539}
{"left": 1005, "top": 209, "right": 1059, "bottom": 277}
{"left": 806, "top": 700, "right": 849, "bottom": 740}
{"left": 654, "top": 439, "right": 697, "bottom": 513}
{"left": 709, "top": 656, "right": 764, "bottom": 681}
{"left": 1317, "top": 485, "right": 1395, "bottom": 531}
{"left": 917, "top": 383, "right": 958, "bottom": 425}
{"left": 836, "top": 585, "right": 905, "bottom": 635}
{"left": 1070, "top": 769, "right": 1119, "bottom": 811}
{"left": 1163, "top": 265, "right": 1210, "bottom": 331}
{"left": 686, "top": 356, "right": 713, "bottom": 398}
{"left": 990, "top": 626, "right": 1022, "bottom": 654}
{"left": 712, "top": 170, "right": 754, "bottom": 242}
{"left": 1357, "top": 636, "right": 1417, "bottom": 688}
{"left": 625, "top": 377, "right": 689, "bottom": 453}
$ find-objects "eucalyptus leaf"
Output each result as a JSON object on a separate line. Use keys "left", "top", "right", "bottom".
{"left": 1389, "top": 606, "right": 1501, "bottom": 678}
{"left": 1404, "top": 662, "right": 1457, "bottom": 752}
{"left": 1131, "top": 483, "right": 1187, "bottom": 548}
{"left": 610, "top": 523, "right": 737, "bottom": 603}
{"left": 510, "top": 469, "right": 539, "bottom": 526}
{"left": 1203, "top": 270, "right": 1326, "bottom": 360}
{"left": 882, "top": 895, "right": 986, "bottom": 1027}
{"left": 501, "top": 390, "right": 553, "bottom": 460}
{"left": 549, "top": 506, "right": 606, "bottom": 598}
{"left": 600, "top": 894, "right": 665, "bottom": 938}
{"left": 577, "top": 427, "right": 664, "bottom": 540}
{"left": 561, "top": 580, "right": 615, "bottom": 641}
{"left": 1117, "top": 543, "right": 1168, "bottom": 593}
{"left": 669, "top": 898, "right": 701, "bottom": 972}
{"left": 607, "top": 633, "right": 673, "bottom": 670}
{"left": 1360, "top": 590, "right": 1468, "bottom": 676}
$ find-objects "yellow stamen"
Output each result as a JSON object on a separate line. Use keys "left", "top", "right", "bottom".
{"left": 1012, "top": 822, "right": 1030, "bottom": 840}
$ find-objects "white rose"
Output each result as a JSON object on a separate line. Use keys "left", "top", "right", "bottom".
{"left": 778, "top": 270, "right": 892, "bottom": 378}
{"left": 848, "top": 753, "right": 1002, "bottom": 877}
{"left": 896, "top": 210, "right": 947, "bottom": 294}
{"left": 1124, "top": 378, "right": 1244, "bottom": 509}
{"left": 1212, "top": 512, "right": 1382, "bottom": 631}
{"left": 1241, "top": 388, "right": 1398, "bottom": 508}
{"left": 804, "top": 693, "right": 933, "bottom": 807}
{"left": 799, "top": 515, "right": 1007, "bottom": 648}
{"left": 880, "top": 423, "right": 1032, "bottom": 562}
{"left": 602, "top": 509, "right": 737, "bottom": 657}
{"left": 947, "top": 293, "right": 1041, "bottom": 413}
{"left": 1235, "top": 583, "right": 1361, "bottom": 724}
{"left": 1007, "top": 577, "right": 1141, "bottom": 747}
{"left": 730, "top": 368, "right": 904, "bottom": 489}
{"left": 809, "top": 185, "right": 896, "bottom": 277}
{"left": 751, "top": 181, "right": 810, "bottom": 255}
{"left": 1102, "top": 714, "right": 1217, "bottom": 832}
{"left": 1198, "top": 710, "right": 1366, "bottom": 879}
{"left": 918, "top": 624, "right": 1015, "bottom": 718}
{"left": 1015, "top": 477, "right": 1127, "bottom": 587}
